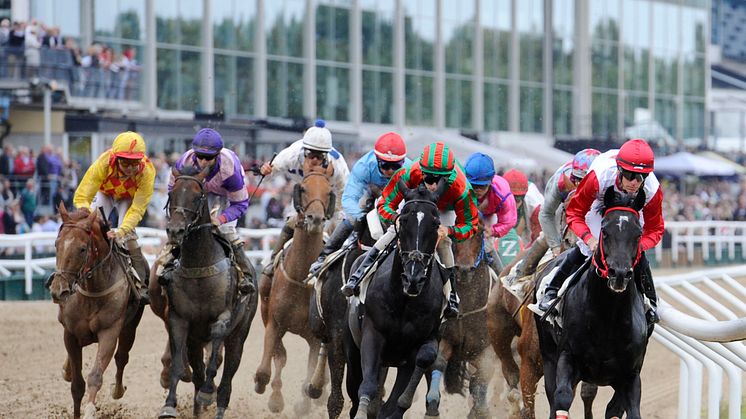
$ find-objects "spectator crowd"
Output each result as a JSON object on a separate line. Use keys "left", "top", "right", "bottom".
{"left": 1, "top": 17, "right": 141, "bottom": 100}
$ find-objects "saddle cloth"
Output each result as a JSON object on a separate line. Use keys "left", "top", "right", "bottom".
{"left": 501, "top": 249, "right": 554, "bottom": 301}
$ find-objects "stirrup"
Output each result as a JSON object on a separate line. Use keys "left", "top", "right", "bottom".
{"left": 538, "top": 289, "right": 558, "bottom": 312}
{"left": 138, "top": 288, "right": 150, "bottom": 305}
{"left": 238, "top": 279, "right": 255, "bottom": 295}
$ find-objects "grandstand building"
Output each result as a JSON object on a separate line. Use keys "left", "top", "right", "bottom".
{"left": 1, "top": 0, "right": 709, "bottom": 169}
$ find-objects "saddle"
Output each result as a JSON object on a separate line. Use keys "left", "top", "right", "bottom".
{"left": 501, "top": 249, "right": 555, "bottom": 301}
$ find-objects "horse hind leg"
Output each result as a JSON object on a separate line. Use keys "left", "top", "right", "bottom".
{"left": 187, "top": 342, "right": 207, "bottom": 416}
{"left": 62, "top": 356, "right": 72, "bottom": 382}
{"left": 326, "top": 338, "right": 346, "bottom": 419}
{"left": 306, "top": 341, "right": 327, "bottom": 399}
{"left": 198, "top": 313, "right": 231, "bottom": 407}
{"left": 84, "top": 326, "right": 120, "bottom": 417}
{"left": 215, "top": 318, "right": 251, "bottom": 419}
{"left": 63, "top": 331, "right": 85, "bottom": 419}
{"left": 268, "top": 333, "right": 288, "bottom": 413}
{"left": 111, "top": 305, "right": 144, "bottom": 399}
{"left": 254, "top": 316, "right": 280, "bottom": 395}
{"left": 467, "top": 350, "right": 493, "bottom": 419}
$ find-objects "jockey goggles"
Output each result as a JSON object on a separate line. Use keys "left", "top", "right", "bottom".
{"left": 377, "top": 159, "right": 403, "bottom": 172}
{"left": 423, "top": 173, "right": 444, "bottom": 185}
{"left": 118, "top": 158, "right": 140, "bottom": 168}
{"left": 304, "top": 149, "right": 327, "bottom": 161}
{"left": 195, "top": 153, "right": 217, "bottom": 161}
{"left": 570, "top": 174, "right": 582, "bottom": 185}
{"left": 619, "top": 168, "right": 648, "bottom": 183}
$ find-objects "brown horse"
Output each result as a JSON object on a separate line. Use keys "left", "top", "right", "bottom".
{"left": 486, "top": 203, "right": 598, "bottom": 419}
{"left": 254, "top": 161, "right": 335, "bottom": 413}
{"left": 49, "top": 203, "right": 144, "bottom": 418}
{"left": 426, "top": 221, "right": 495, "bottom": 419}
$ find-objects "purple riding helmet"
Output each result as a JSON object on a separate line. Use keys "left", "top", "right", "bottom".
{"left": 192, "top": 128, "right": 224, "bottom": 156}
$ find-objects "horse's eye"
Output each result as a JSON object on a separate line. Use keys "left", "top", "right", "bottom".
{"left": 79, "top": 246, "right": 87, "bottom": 253}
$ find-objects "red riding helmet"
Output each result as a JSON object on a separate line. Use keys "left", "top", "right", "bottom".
{"left": 374, "top": 132, "right": 407, "bottom": 162}
{"left": 503, "top": 169, "right": 529, "bottom": 196}
{"left": 617, "top": 138, "right": 654, "bottom": 174}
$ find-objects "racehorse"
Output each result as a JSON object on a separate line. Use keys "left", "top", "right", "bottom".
{"left": 345, "top": 181, "right": 447, "bottom": 419}
{"left": 158, "top": 166, "right": 257, "bottom": 419}
{"left": 49, "top": 203, "right": 145, "bottom": 419}
{"left": 308, "top": 198, "right": 377, "bottom": 419}
{"left": 536, "top": 187, "right": 649, "bottom": 419}
{"left": 425, "top": 220, "right": 494, "bottom": 419}
{"left": 486, "top": 201, "right": 600, "bottom": 419}
{"left": 254, "top": 161, "right": 336, "bottom": 413}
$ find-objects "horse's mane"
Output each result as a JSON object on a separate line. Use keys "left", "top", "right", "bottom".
{"left": 63, "top": 208, "right": 110, "bottom": 236}
{"left": 598, "top": 186, "right": 646, "bottom": 215}
{"left": 178, "top": 165, "right": 202, "bottom": 176}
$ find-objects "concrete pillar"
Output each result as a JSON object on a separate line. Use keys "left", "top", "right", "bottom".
{"left": 144, "top": 0, "right": 157, "bottom": 112}
{"left": 473, "top": 0, "right": 484, "bottom": 132}
{"left": 255, "top": 0, "right": 268, "bottom": 118}
{"left": 393, "top": 0, "right": 406, "bottom": 129}
{"left": 351, "top": 0, "right": 362, "bottom": 126}
{"left": 572, "top": 0, "right": 592, "bottom": 136}
{"left": 201, "top": 0, "right": 215, "bottom": 113}
{"left": 303, "top": 0, "right": 317, "bottom": 118}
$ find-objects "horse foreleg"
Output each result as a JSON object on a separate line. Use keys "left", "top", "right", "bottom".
{"left": 468, "top": 349, "right": 493, "bottom": 419}
{"left": 517, "top": 326, "right": 543, "bottom": 419}
{"left": 199, "top": 310, "right": 231, "bottom": 406}
{"left": 580, "top": 382, "right": 599, "bottom": 419}
{"left": 326, "top": 338, "right": 345, "bottom": 419}
{"left": 426, "top": 340, "right": 452, "bottom": 417}
{"left": 609, "top": 375, "right": 642, "bottom": 419}
{"left": 112, "top": 306, "right": 144, "bottom": 399}
{"left": 159, "top": 314, "right": 189, "bottom": 418}
{"left": 307, "top": 340, "right": 327, "bottom": 399}
{"left": 355, "top": 326, "right": 385, "bottom": 419}
{"left": 398, "top": 338, "right": 438, "bottom": 411}
{"left": 187, "top": 341, "right": 207, "bottom": 417}
{"left": 81, "top": 324, "right": 120, "bottom": 418}
{"left": 552, "top": 351, "right": 580, "bottom": 419}
{"left": 63, "top": 330, "right": 85, "bottom": 419}
{"left": 215, "top": 316, "right": 251, "bottom": 419}
{"left": 269, "top": 335, "right": 288, "bottom": 413}
{"left": 258, "top": 273, "right": 272, "bottom": 325}
{"left": 254, "top": 315, "right": 278, "bottom": 395}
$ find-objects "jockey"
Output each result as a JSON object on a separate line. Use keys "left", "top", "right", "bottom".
{"left": 73, "top": 131, "right": 154, "bottom": 303}
{"left": 463, "top": 152, "right": 517, "bottom": 273}
{"left": 308, "top": 132, "right": 411, "bottom": 277}
{"left": 341, "top": 142, "right": 479, "bottom": 318}
{"left": 155, "top": 128, "right": 255, "bottom": 295}
{"left": 537, "top": 139, "right": 663, "bottom": 326}
{"left": 513, "top": 149, "right": 600, "bottom": 278}
{"left": 259, "top": 119, "right": 350, "bottom": 278}
{"left": 503, "top": 169, "right": 544, "bottom": 246}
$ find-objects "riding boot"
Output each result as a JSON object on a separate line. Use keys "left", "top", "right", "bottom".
{"left": 516, "top": 235, "right": 549, "bottom": 278}
{"left": 232, "top": 241, "right": 256, "bottom": 295}
{"left": 155, "top": 244, "right": 178, "bottom": 286}
{"left": 443, "top": 267, "right": 460, "bottom": 319}
{"left": 488, "top": 250, "right": 503, "bottom": 275}
{"left": 537, "top": 246, "right": 584, "bottom": 312}
{"left": 341, "top": 247, "right": 380, "bottom": 297}
{"left": 262, "top": 223, "right": 295, "bottom": 278}
{"left": 125, "top": 238, "right": 150, "bottom": 305}
{"left": 309, "top": 219, "right": 354, "bottom": 277}
{"left": 635, "top": 253, "right": 659, "bottom": 335}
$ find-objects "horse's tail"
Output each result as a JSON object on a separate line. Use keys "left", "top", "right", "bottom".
{"left": 443, "top": 356, "right": 468, "bottom": 395}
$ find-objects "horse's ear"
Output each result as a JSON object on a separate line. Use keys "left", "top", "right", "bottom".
{"left": 171, "top": 167, "right": 181, "bottom": 178}
{"left": 433, "top": 177, "right": 449, "bottom": 202}
{"left": 632, "top": 188, "right": 646, "bottom": 212}
{"left": 58, "top": 202, "right": 69, "bottom": 222}
{"left": 196, "top": 165, "right": 210, "bottom": 181}
{"left": 603, "top": 186, "right": 620, "bottom": 209}
{"left": 87, "top": 206, "right": 98, "bottom": 223}
{"left": 325, "top": 161, "right": 335, "bottom": 178}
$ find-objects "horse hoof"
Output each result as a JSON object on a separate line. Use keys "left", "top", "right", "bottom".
{"left": 110, "top": 383, "right": 126, "bottom": 399}
{"left": 254, "top": 372, "right": 269, "bottom": 394}
{"left": 397, "top": 393, "right": 413, "bottom": 410}
{"left": 306, "top": 383, "right": 323, "bottom": 399}
{"left": 215, "top": 407, "right": 226, "bottom": 419}
{"left": 425, "top": 399, "right": 440, "bottom": 417}
{"left": 268, "top": 391, "right": 284, "bottom": 413}
{"left": 83, "top": 403, "right": 96, "bottom": 419}
{"left": 196, "top": 389, "right": 215, "bottom": 407}
{"left": 158, "top": 405, "right": 178, "bottom": 418}
{"left": 424, "top": 415, "right": 440, "bottom": 419}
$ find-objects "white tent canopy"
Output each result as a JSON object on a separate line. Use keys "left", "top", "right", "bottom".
{"left": 655, "top": 151, "right": 737, "bottom": 176}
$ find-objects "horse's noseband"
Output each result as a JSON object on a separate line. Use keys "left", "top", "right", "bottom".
{"left": 167, "top": 175, "right": 209, "bottom": 236}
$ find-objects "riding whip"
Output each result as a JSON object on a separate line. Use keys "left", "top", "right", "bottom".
{"left": 539, "top": 256, "right": 592, "bottom": 322}
{"left": 248, "top": 152, "right": 277, "bottom": 203}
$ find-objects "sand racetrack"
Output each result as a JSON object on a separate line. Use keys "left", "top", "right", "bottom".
{"left": 0, "top": 296, "right": 683, "bottom": 419}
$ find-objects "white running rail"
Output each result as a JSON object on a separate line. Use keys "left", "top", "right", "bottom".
{"left": 655, "top": 265, "right": 746, "bottom": 419}
{"left": 654, "top": 221, "right": 746, "bottom": 264}
{"left": 0, "top": 227, "right": 281, "bottom": 295}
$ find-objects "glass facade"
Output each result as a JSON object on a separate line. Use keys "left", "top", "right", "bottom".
{"left": 20, "top": 0, "right": 708, "bottom": 144}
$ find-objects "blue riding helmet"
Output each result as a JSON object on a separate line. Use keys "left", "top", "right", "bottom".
{"left": 192, "top": 128, "right": 224, "bottom": 156}
{"left": 464, "top": 152, "right": 496, "bottom": 186}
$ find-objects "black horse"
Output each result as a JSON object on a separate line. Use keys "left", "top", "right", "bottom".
{"left": 308, "top": 199, "right": 377, "bottom": 419}
{"left": 345, "top": 181, "right": 447, "bottom": 419}
{"left": 536, "top": 187, "right": 649, "bottom": 419}
{"left": 159, "top": 166, "right": 258, "bottom": 419}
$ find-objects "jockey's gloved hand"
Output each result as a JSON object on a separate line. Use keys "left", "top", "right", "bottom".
{"left": 248, "top": 165, "right": 261, "bottom": 176}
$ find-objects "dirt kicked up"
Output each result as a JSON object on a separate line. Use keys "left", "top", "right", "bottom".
{"left": 0, "top": 301, "right": 678, "bottom": 418}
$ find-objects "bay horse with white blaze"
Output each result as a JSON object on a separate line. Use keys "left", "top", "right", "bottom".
{"left": 254, "top": 161, "right": 336, "bottom": 413}
{"left": 158, "top": 166, "right": 257, "bottom": 419}
{"left": 345, "top": 181, "right": 446, "bottom": 419}
{"left": 49, "top": 203, "right": 145, "bottom": 419}
{"left": 536, "top": 187, "right": 649, "bottom": 419}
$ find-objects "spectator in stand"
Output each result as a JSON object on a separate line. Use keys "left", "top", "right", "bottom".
{"left": 42, "top": 26, "right": 62, "bottom": 49}
{"left": 20, "top": 178, "right": 37, "bottom": 227}
{"left": 0, "top": 18, "right": 9, "bottom": 46}
{"left": 0, "top": 145, "right": 14, "bottom": 176}
{"left": 2, "top": 201, "right": 17, "bottom": 235}
{"left": 24, "top": 21, "right": 41, "bottom": 78}
{"left": 52, "top": 183, "right": 72, "bottom": 212}
{"left": 0, "top": 177, "right": 14, "bottom": 204}
{"left": 36, "top": 144, "right": 63, "bottom": 205}
{"left": 13, "top": 146, "right": 35, "bottom": 185}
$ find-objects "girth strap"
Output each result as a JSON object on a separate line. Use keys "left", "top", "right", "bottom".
{"left": 176, "top": 258, "right": 231, "bottom": 278}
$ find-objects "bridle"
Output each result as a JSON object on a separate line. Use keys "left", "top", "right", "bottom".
{"left": 53, "top": 219, "right": 114, "bottom": 296}
{"left": 294, "top": 171, "right": 335, "bottom": 226}
{"left": 166, "top": 175, "right": 212, "bottom": 237}
{"left": 396, "top": 199, "right": 439, "bottom": 277}
{"left": 592, "top": 206, "right": 642, "bottom": 279}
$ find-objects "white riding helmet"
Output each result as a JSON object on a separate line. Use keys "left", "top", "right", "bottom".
{"left": 302, "top": 119, "right": 332, "bottom": 152}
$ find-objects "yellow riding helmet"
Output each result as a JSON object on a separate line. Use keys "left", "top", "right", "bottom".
{"left": 111, "top": 131, "right": 146, "bottom": 160}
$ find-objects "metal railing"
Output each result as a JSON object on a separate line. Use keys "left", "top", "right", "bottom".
{"left": 655, "top": 265, "right": 746, "bottom": 419}
{"left": 0, "top": 227, "right": 281, "bottom": 295}
{"left": 654, "top": 221, "right": 746, "bottom": 265}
